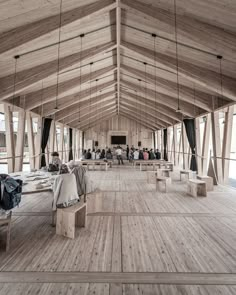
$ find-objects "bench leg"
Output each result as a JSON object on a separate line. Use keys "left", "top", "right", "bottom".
{"left": 56, "top": 211, "right": 75, "bottom": 239}
{"left": 75, "top": 206, "right": 87, "bottom": 228}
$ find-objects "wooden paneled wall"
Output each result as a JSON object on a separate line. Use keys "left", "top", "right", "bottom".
{"left": 84, "top": 115, "right": 154, "bottom": 149}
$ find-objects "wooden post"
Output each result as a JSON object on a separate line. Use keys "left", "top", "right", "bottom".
{"left": 211, "top": 111, "right": 223, "bottom": 183}
{"left": 26, "top": 112, "right": 35, "bottom": 170}
{"left": 195, "top": 117, "right": 202, "bottom": 174}
{"left": 173, "top": 125, "right": 178, "bottom": 166}
{"left": 4, "top": 104, "right": 15, "bottom": 173}
{"left": 15, "top": 110, "right": 26, "bottom": 172}
{"left": 59, "top": 124, "right": 64, "bottom": 161}
{"left": 202, "top": 114, "right": 211, "bottom": 175}
{"left": 222, "top": 106, "right": 234, "bottom": 183}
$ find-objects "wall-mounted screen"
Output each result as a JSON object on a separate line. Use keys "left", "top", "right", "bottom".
{"left": 111, "top": 136, "right": 126, "bottom": 145}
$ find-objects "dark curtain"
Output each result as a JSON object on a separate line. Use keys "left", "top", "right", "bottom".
{"left": 163, "top": 129, "right": 168, "bottom": 161}
{"left": 69, "top": 128, "right": 73, "bottom": 161}
{"left": 40, "top": 118, "right": 52, "bottom": 168}
{"left": 183, "top": 119, "right": 197, "bottom": 171}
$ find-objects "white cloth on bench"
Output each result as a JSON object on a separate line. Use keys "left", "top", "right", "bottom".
{"left": 52, "top": 174, "right": 79, "bottom": 211}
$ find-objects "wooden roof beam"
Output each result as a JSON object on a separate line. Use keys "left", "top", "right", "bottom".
{"left": 121, "top": 90, "right": 181, "bottom": 122}
{"left": 0, "top": 0, "right": 117, "bottom": 55}
{"left": 121, "top": 79, "right": 197, "bottom": 117}
{"left": 121, "top": 0, "right": 236, "bottom": 60}
{"left": 119, "top": 111, "right": 157, "bottom": 131}
{"left": 79, "top": 112, "right": 117, "bottom": 131}
{"left": 121, "top": 64, "right": 212, "bottom": 112}
{"left": 121, "top": 41, "right": 236, "bottom": 102}
{"left": 0, "top": 42, "right": 116, "bottom": 100}
{"left": 120, "top": 97, "right": 176, "bottom": 126}
{"left": 32, "top": 81, "right": 116, "bottom": 117}
{"left": 21, "top": 65, "right": 116, "bottom": 111}
{"left": 120, "top": 104, "right": 166, "bottom": 128}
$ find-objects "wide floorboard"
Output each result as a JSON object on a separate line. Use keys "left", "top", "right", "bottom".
{"left": 0, "top": 166, "right": 236, "bottom": 294}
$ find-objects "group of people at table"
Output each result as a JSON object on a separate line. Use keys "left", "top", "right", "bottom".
{"left": 82, "top": 145, "right": 162, "bottom": 164}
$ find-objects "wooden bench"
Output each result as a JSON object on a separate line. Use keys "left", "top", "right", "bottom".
{"left": 165, "top": 163, "right": 174, "bottom": 172}
{"left": 0, "top": 211, "right": 12, "bottom": 251}
{"left": 187, "top": 179, "right": 207, "bottom": 197}
{"left": 180, "top": 170, "right": 194, "bottom": 180}
{"left": 156, "top": 176, "right": 171, "bottom": 193}
{"left": 156, "top": 168, "right": 171, "bottom": 178}
{"left": 81, "top": 161, "right": 108, "bottom": 171}
{"left": 147, "top": 171, "right": 157, "bottom": 184}
{"left": 197, "top": 175, "right": 213, "bottom": 191}
{"left": 56, "top": 202, "right": 87, "bottom": 239}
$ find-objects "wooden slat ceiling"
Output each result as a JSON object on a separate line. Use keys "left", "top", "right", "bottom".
{"left": 0, "top": 0, "right": 236, "bottom": 131}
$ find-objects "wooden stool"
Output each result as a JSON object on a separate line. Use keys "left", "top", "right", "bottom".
{"left": 166, "top": 163, "right": 174, "bottom": 171}
{"left": 187, "top": 179, "right": 207, "bottom": 197}
{"left": 156, "top": 176, "right": 171, "bottom": 193}
{"left": 56, "top": 202, "right": 87, "bottom": 239}
{"left": 147, "top": 171, "right": 157, "bottom": 184}
{"left": 157, "top": 168, "right": 171, "bottom": 177}
{"left": 0, "top": 211, "right": 12, "bottom": 251}
{"left": 180, "top": 170, "right": 193, "bottom": 180}
{"left": 197, "top": 175, "right": 213, "bottom": 191}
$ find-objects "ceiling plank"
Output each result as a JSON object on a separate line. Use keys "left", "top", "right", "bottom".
{"left": 121, "top": 79, "right": 198, "bottom": 117}
{"left": 120, "top": 111, "right": 156, "bottom": 131}
{"left": 121, "top": 64, "right": 212, "bottom": 112}
{"left": 0, "top": 42, "right": 116, "bottom": 100}
{"left": 121, "top": 0, "right": 236, "bottom": 60}
{"left": 121, "top": 90, "right": 182, "bottom": 122}
{"left": 80, "top": 112, "right": 117, "bottom": 131}
{"left": 120, "top": 97, "right": 175, "bottom": 126}
{"left": 120, "top": 104, "right": 165, "bottom": 128}
{"left": 23, "top": 65, "right": 116, "bottom": 110}
{"left": 0, "top": 0, "right": 117, "bottom": 55}
{"left": 121, "top": 41, "right": 236, "bottom": 102}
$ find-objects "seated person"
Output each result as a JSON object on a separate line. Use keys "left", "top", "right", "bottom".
{"left": 155, "top": 149, "right": 161, "bottom": 160}
{"left": 82, "top": 150, "right": 86, "bottom": 160}
{"left": 106, "top": 148, "right": 113, "bottom": 159}
{"left": 143, "top": 148, "right": 149, "bottom": 160}
{"left": 85, "top": 149, "right": 92, "bottom": 159}
{"left": 134, "top": 149, "right": 139, "bottom": 160}
{"left": 95, "top": 149, "right": 101, "bottom": 159}
{"left": 149, "top": 149, "right": 155, "bottom": 160}
{"left": 48, "top": 152, "right": 62, "bottom": 172}
{"left": 91, "top": 149, "right": 96, "bottom": 160}
{"left": 139, "top": 149, "right": 144, "bottom": 160}
{"left": 100, "top": 149, "right": 106, "bottom": 159}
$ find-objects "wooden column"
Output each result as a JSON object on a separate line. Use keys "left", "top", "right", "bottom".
{"left": 202, "top": 114, "right": 211, "bottom": 175}
{"left": 211, "top": 111, "right": 223, "bottom": 183}
{"left": 26, "top": 112, "right": 35, "bottom": 171}
{"left": 173, "top": 125, "right": 178, "bottom": 166}
{"left": 4, "top": 104, "right": 15, "bottom": 173}
{"left": 195, "top": 117, "right": 202, "bottom": 174}
{"left": 59, "top": 124, "right": 64, "bottom": 161}
{"left": 222, "top": 106, "right": 234, "bottom": 183}
{"left": 15, "top": 110, "right": 26, "bottom": 172}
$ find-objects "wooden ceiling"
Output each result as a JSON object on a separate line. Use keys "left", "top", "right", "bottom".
{"left": 0, "top": 0, "right": 236, "bottom": 131}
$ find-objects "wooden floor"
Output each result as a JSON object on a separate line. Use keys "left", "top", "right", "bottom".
{"left": 0, "top": 165, "right": 236, "bottom": 294}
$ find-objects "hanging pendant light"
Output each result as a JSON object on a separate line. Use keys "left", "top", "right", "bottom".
{"left": 144, "top": 62, "right": 147, "bottom": 130}
{"left": 217, "top": 55, "right": 224, "bottom": 108}
{"left": 12, "top": 55, "right": 20, "bottom": 114}
{"left": 54, "top": 0, "right": 63, "bottom": 112}
{"left": 77, "top": 34, "right": 85, "bottom": 125}
{"left": 152, "top": 33, "right": 158, "bottom": 129}
{"left": 173, "top": 0, "right": 182, "bottom": 113}
{"left": 89, "top": 62, "right": 93, "bottom": 130}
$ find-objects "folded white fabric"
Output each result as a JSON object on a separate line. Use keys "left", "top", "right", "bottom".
{"left": 52, "top": 174, "right": 79, "bottom": 211}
